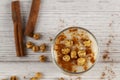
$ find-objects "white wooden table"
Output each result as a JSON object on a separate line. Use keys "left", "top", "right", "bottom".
{"left": 0, "top": 0, "right": 120, "bottom": 80}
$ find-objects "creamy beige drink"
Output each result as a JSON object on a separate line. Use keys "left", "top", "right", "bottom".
{"left": 53, "top": 27, "right": 98, "bottom": 73}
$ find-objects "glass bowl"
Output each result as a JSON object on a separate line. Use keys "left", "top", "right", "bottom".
{"left": 51, "top": 27, "right": 99, "bottom": 75}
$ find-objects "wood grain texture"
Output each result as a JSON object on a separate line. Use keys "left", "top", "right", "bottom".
{"left": 0, "top": 0, "right": 120, "bottom": 80}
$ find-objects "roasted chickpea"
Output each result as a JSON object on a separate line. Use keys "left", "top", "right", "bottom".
{"left": 78, "top": 50, "right": 86, "bottom": 57}
{"left": 32, "top": 46, "right": 39, "bottom": 52}
{"left": 58, "top": 77, "right": 64, "bottom": 80}
{"left": 35, "top": 72, "right": 42, "bottom": 79}
{"left": 65, "top": 40, "right": 73, "bottom": 47}
{"left": 33, "top": 33, "right": 41, "bottom": 40}
{"left": 39, "top": 55, "right": 47, "bottom": 62}
{"left": 71, "top": 50, "right": 77, "bottom": 59}
{"left": 40, "top": 44, "right": 46, "bottom": 52}
{"left": 81, "top": 35, "right": 89, "bottom": 41}
{"left": 10, "top": 76, "right": 18, "bottom": 80}
{"left": 31, "top": 77, "right": 38, "bottom": 80}
{"left": 61, "top": 48, "right": 70, "bottom": 54}
{"left": 26, "top": 41, "right": 34, "bottom": 49}
{"left": 77, "top": 58, "right": 86, "bottom": 66}
{"left": 63, "top": 55, "right": 70, "bottom": 62}
{"left": 83, "top": 40, "right": 91, "bottom": 47}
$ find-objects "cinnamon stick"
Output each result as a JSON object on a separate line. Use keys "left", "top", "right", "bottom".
{"left": 25, "top": 0, "right": 41, "bottom": 37}
{"left": 12, "top": 1, "right": 25, "bottom": 57}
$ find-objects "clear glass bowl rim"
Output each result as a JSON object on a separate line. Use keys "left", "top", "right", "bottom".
{"left": 51, "top": 27, "right": 100, "bottom": 75}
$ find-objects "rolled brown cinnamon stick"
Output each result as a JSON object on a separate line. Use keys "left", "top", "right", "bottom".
{"left": 24, "top": 0, "right": 41, "bottom": 37}
{"left": 12, "top": 1, "right": 25, "bottom": 57}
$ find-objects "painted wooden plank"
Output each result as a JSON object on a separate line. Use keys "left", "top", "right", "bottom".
{"left": 0, "top": 62, "right": 119, "bottom": 80}
{"left": 0, "top": 0, "right": 120, "bottom": 80}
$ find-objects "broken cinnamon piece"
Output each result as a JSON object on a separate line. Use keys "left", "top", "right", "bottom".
{"left": 11, "top": 1, "right": 25, "bottom": 57}
{"left": 25, "top": 0, "right": 41, "bottom": 37}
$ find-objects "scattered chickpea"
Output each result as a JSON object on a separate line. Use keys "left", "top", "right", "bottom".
{"left": 71, "top": 50, "right": 77, "bottom": 59}
{"left": 77, "top": 58, "right": 86, "bottom": 66}
{"left": 10, "top": 76, "right": 18, "bottom": 80}
{"left": 26, "top": 41, "right": 34, "bottom": 49}
{"left": 33, "top": 33, "right": 41, "bottom": 40}
{"left": 31, "top": 77, "right": 38, "bottom": 80}
{"left": 78, "top": 50, "right": 86, "bottom": 57}
{"left": 40, "top": 44, "right": 46, "bottom": 52}
{"left": 61, "top": 48, "right": 70, "bottom": 54}
{"left": 32, "top": 46, "right": 39, "bottom": 52}
{"left": 35, "top": 72, "right": 42, "bottom": 79}
{"left": 65, "top": 40, "right": 73, "bottom": 47}
{"left": 76, "top": 77, "right": 81, "bottom": 80}
{"left": 58, "top": 77, "right": 64, "bottom": 80}
{"left": 39, "top": 55, "right": 47, "bottom": 62}
{"left": 63, "top": 55, "right": 70, "bottom": 62}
